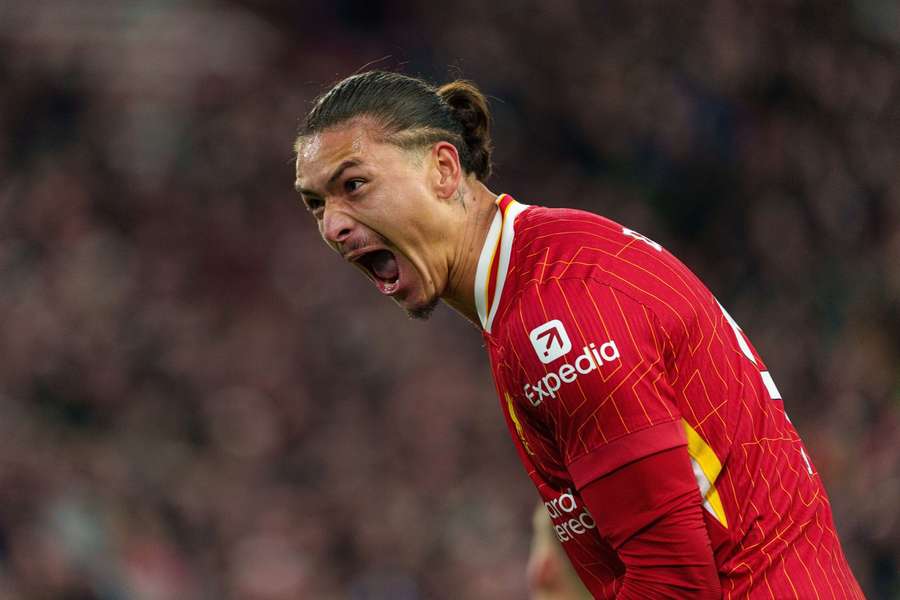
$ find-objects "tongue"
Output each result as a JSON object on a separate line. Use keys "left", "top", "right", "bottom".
{"left": 370, "top": 250, "right": 399, "bottom": 281}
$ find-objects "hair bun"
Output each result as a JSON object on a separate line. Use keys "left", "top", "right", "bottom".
{"left": 438, "top": 80, "right": 493, "bottom": 181}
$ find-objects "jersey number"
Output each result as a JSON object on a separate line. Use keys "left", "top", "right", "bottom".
{"left": 717, "top": 301, "right": 814, "bottom": 475}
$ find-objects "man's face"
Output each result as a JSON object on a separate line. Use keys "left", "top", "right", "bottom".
{"left": 294, "top": 121, "right": 449, "bottom": 319}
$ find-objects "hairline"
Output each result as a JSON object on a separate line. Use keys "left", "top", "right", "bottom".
{"left": 294, "top": 115, "right": 466, "bottom": 169}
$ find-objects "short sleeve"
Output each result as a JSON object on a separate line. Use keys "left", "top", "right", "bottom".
{"left": 512, "top": 278, "right": 686, "bottom": 490}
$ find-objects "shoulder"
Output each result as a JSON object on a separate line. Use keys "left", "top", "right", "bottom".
{"left": 508, "top": 204, "right": 683, "bottom": 296}
{"left": 512, "top": 205, "right": 626, "bottom": 258}
{"left": 498, "top": 203, "right": 702, "bottom": 324}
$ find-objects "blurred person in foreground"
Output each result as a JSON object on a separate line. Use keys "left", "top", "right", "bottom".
{"left": 529, "top": 503, "right": 593, "bottom": 600}
{"left": 292, "top": 71, "right": 864, "bottom": 598}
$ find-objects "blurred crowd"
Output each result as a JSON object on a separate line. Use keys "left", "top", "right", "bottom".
{"left": 0, "top": 0, "right": 897, "bottom": 598}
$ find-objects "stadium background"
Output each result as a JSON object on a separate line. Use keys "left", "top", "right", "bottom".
{"left": 1, "top": 1, "right": 898, "bottom": 598}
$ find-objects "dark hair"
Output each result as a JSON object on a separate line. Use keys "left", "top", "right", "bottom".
{"left": 296, "top": 70, "right": 493, "bottom": 181}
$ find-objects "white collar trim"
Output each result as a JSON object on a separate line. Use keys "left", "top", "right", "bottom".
{"left": 472, "top": 194, "right": 528, "bottom": 332}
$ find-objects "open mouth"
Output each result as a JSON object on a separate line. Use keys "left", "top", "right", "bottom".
{"left": 354, "top": 248, "right": 401, "bottom": 295}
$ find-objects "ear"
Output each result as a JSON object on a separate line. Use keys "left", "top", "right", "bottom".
{"left": 430, "top": 141, "right": 464, "bottom": 201}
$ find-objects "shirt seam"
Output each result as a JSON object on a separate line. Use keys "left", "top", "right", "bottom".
{"left": 564, "top": 416, "right": 682, "bottom": 469}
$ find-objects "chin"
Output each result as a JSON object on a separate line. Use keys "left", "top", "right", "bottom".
{"left": 401, "top": 297, "right": 439, "bottom": 321}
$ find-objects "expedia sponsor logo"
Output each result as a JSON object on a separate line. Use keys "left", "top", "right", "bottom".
{"left": 524, "top": 340, "right": 620, "bottom": 406}
{"left": 545, "top": 488, "right": 596, "bottom": 543}
{"left": 529, "top": 319, "right": 572, "bottom": 364}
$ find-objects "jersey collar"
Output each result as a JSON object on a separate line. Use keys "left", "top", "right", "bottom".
{"left": 473, "top": 193, "right": 528, "bottom": 332}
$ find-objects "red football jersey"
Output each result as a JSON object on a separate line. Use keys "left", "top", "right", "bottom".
{"left": 478, "top": 194, "right": 864, "bottom": 599}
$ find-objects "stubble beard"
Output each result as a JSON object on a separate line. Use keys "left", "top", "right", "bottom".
{"left": 405, "top": 297, "right": 440, "bottom": 321}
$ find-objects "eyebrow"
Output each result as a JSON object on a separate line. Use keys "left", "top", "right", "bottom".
{"left": 295, "top": 159, "right": 362, "bottom": 195}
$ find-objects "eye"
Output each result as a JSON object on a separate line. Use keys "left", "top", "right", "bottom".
{"left": 304, "top": 196, "right": 324, "bottom": 216}
{"left": 345, "top": 178, "right": 365, "bottom": 194}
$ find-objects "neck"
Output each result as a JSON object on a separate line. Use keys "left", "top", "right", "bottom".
{"left": 441, "top": 180, "right": 499, "bottom": 329}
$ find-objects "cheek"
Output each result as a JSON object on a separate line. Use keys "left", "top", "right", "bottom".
{"left": 359, "top": 197, "right": 404, "bottom": 242}
{"left": 384, "top": 198, "right": 430, "bottom": 242}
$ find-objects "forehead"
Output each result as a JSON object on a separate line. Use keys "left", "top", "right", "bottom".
{"left": 294, "top": 121, "right": 387, "bottom": 189}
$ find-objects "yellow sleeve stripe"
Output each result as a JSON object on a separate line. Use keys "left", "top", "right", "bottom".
{"left": 506, "top": 392, "right": 535, "bottom": 456}
{"left": 683, "top": 419, "right": 728, "bottom": 528}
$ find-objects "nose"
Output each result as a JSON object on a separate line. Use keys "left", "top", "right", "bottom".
{"left": 321, "top": 205, "right": 355, "bottom": 244}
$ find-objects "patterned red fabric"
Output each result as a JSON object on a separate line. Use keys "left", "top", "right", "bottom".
{"left": 579, "top": 446, "right": 722, "bottom": 598}
{"left": 482, "top": 197, "right": 864, "bottom": 599}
